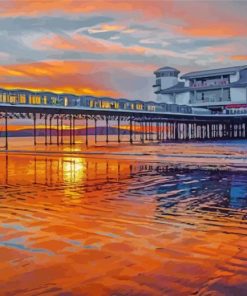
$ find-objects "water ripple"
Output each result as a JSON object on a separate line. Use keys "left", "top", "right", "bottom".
{"left": 0, "top": 154, "right": 246, "bottom": 295}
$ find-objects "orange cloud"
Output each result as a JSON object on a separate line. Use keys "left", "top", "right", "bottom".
{"left": 34, "top": 33, "right": 189, "bottom": 60}
{"left": 0, "top": 61, "right": 118, "bottom": 97}
{"left": 1, "top": 0, "right": 246, "bottom": 39}
{"left": 89, "top": 24, "right": 127, "bottom": 33}
{"left": 179, "top": 23, "right": 247, "bottom": 38}
{"left": 0, "top": 0, "right": 169, "bottom": 18}
{"left": 172, "top": 1, "right": 247, "bottom": 38}
{"left": 0, "top": 60, "right": 156, "bottom": 98}
{"left": 35, "top": 33, "right": 147, "bottom": 56}
{"left": 231, "top": 55, "right": 247, "bottom": 61}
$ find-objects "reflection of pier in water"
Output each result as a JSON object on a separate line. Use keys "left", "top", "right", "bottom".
{"left": 1, "top": 154, "right": 247, "bottom": 211}
{"left": 1, "top": 154, "right": 140, "bottom": 187}
{"left": 0, "top": 160, "right": 246, "bottom": 295}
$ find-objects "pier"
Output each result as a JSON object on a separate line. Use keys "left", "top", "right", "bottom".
{"left": 0, "top": 87, "right": 247, "bottom": 150}
{"left": 1, "top": 102, "right": 247, "bottom": 150}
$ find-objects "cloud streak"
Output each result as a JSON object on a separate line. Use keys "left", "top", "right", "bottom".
{"left": 35, "top": 33, "right": 147, "bottom": 56}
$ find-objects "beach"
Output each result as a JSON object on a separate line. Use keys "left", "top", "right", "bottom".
{"left": 0, "top": 140, "right": 246, "bottom": 295}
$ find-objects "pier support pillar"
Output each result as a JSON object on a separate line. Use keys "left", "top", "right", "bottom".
{"left": 133, "top": 120, "right": 137, "bottom": 142}
{"left": 186, "top": 123, "right": 190, "bottom": 140}
{"left": 60, "top": 117, "right": 64, "bottom": 145}
{"left": 106, "top": 117, "right": 109, "bottom": 143}
{"left": 209, "top": 124, "right": 212, "bottom": 140}
{"left": 45, "top": 115, "right": 48, "bottom": 146}
{"left": 86, "top": 116, "right": 89, "bottom": 146}
{"left": 129, "top": 117, "right": 133, "bottom": 144}
{"left": 149, "top": 121, "right": 152, "bottom": 141}
{"left": 94, "top": 118, "right": 97, "bottom": 144}
{"left": 49, "top": 116, "right": 52, "bottom": 145}
{"left": 72, "top": 116, "right": 75, "bottom": 145}
{"left": 145, "top": 121, "right": 148, "bottom": 141}
{"left": 172, "top": 122, "right": 175, "bottom": 140}
{"left": 56, "top": 116, "right": 60, "bottom": 145}
{"left": 175, "top": 122, "right": 178, "bottom": 140}
{"left": 69, "top": 115, "right": 72, "bottom": 145}
{"left": 117, "top": 116, "right": 121, "bottom": 143}
{"left": 161, "top": 121, "right": 165, "bottom": 142}
{"left": 33, "top": 113, "right": 37, "bottom": 146}
{"left": 164, "top": 122, "right": 167, "bottom": 141}
{"left": 140, "top": 121, "right": 144, "bottom": 143}
{"left": 167, "top": 122, "right": 170, "bottom": 140}
{"left": 5, "top": 112, "right": 8, "bottom": 150}
{"left": 156, "top": 122, "right": 159, "bottom": 141}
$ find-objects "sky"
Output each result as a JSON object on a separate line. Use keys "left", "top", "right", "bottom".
{"left": 0, "top": 0, "right": 247, "bottom": 100}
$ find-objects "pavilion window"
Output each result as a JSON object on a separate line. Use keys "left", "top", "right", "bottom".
{"left": 136, "top": 103, "right": 143, "bottom": 110}
{"left": 43, "top": 96, "right": 47, "bottom": 104}
{"left": 51, "top": 96, "right": 58, "bottom": 105}
{"left": 2, "top": 93, "right": 7, "bottom": 102}
{"left": 89, "top": 100, "right": 95, "bottom": 108}
{"left": 102, "top": 101, "right": 111, "bottom": 108}
{"left": 9, "top": 93, "right": 16, "bottom": 103}
{"left": 29, "top": 95, "right": 34, "bottom": 104}
{"left": 0, "top": 93, "right": 5, "bottom": 103}
{"left": 64, "top": 97, "right": 68, "bottom": 107}
{"left": 148, "top": 105, "right": 155, "bottom": 111}
{"left": 19, "top": 94, "right": 26, "bottom": 104}
{"left": 35, "top": 96, "right": 41, "bottom": 104}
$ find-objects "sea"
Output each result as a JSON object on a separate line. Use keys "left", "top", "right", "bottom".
{"left": 0, "top": 137, "right": 246, "bottom": 295}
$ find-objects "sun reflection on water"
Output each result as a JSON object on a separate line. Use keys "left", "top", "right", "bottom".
{"left": 61, "top": 157, "right": 87, "bottom": 203}
{"left": 62, "top": 157, "right": 86, "bottom": 184}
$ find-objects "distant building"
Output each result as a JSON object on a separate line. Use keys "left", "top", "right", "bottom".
{"left": 153, "top": 65, "right": 247, "bottom": 112}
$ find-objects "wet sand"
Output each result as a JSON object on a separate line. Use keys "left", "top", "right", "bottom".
{"left": 0, "top": 140, "right": 246, "bottom": 295}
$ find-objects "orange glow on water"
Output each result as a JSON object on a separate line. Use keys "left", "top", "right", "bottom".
{"left": 0, "top": 154, "right": 246, "bottom": 295}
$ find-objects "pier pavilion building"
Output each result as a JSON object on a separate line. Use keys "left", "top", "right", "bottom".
{"left": 153, "top": 65, "right": 247, "bottom": 113}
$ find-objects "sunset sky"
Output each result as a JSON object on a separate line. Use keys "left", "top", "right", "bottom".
{"left": 0, "top": 0, "right": 247, "bottom": 100}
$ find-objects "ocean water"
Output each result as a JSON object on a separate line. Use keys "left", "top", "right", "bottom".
{"left": 1, "top": 136, "right": 247, "bottom": 171}
{"left": 0, "top": 149, "right": 246, "bottom": 295}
